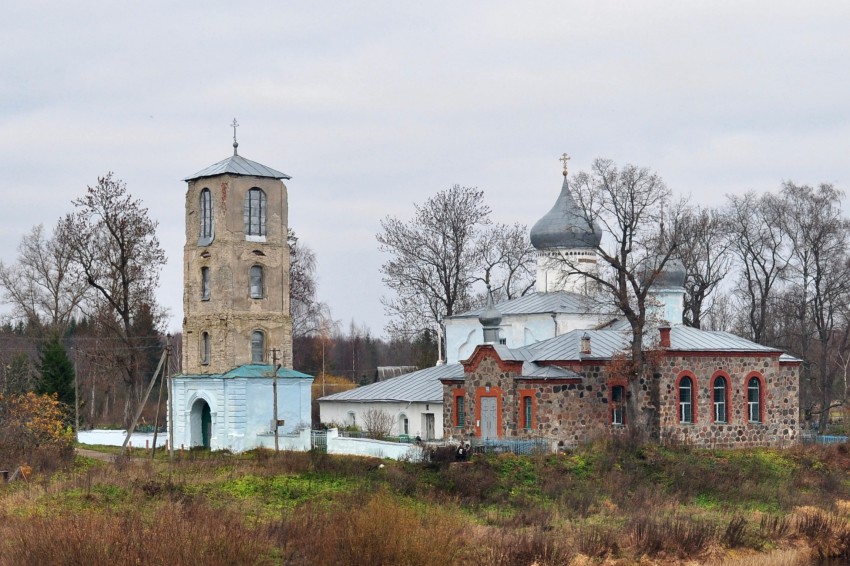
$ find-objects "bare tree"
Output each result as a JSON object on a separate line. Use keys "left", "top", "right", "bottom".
{"left": 778, "top": 182, "right": 850, "bottom": 431}
{"left": 724, "top": 191, "right": 788, "bottom": 344}
{"left": 362, "top": 407, "right": 395, "bottom": 440}
{"left": 289, "top": 229, "right": 335, "bottom": 339}
{"left": 474, "top": 222, "right": 536, "bottom": 302}
{"left": 675, "top": 206, "right": 733, "bottom": 329}
{"left": 566, "top": 158, "right": 679, "bottom": 433}
{"left": 0, "top": 223, "right": 87, "bottom": 330}
{"left": 377, "top": 185, "right": 491, "bottom": 337}
{"left": 61, "top": 173, "right": 166, "bottom": 426}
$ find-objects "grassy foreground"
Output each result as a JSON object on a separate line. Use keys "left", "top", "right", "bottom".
{"left": 2, "top": 439, "right": 850, "bottom": 565}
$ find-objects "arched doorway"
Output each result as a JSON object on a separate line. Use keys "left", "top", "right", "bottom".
{"left": 190, "top": 398, "right": 212, "bottom": 448}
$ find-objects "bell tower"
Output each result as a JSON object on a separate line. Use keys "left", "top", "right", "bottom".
{"left": 182, "top": 122, "right": 293, "bottom": 373}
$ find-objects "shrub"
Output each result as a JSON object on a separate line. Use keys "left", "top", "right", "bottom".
{"left": 0, "top": 392, "right": 74, "bottom": 473}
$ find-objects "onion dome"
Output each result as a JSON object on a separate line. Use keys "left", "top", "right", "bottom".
{"left": 657, "top": 257, "right": 686, "bottom": 288}
{"left": 530, "top": 175, "right": 601, "bottom": 250}
{"left": 478, "top": 290, "right": 503, "bottom": 328}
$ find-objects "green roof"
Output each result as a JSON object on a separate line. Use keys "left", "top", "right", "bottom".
{"left": 178, "top": 364, "right": 313, "bottom": 380}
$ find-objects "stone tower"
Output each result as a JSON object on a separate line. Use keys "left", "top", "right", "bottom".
{"left": 182, "top": 141, "right": 293, "bottom": 374}
{"left": 529, "top": 167, "right": 602, "bottom": 294}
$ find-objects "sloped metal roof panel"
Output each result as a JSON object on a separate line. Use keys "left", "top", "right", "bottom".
{"left": 185, "top": 154, "right": 291, "bottom": 181}
{"left": 318, "top": 363, "right": 464, "bottom": 403}
{"left": 449, "top": 291, "right": 599, "bottom": 319}
{"left": 668, "top": 326, "right": 783, "bottom": 353}
{"left": 521, "top": 362, "right": 582, "bottom": 378}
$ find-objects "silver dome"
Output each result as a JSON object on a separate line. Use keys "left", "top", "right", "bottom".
{"left": 530, "top": 176, "right": 601, "bottom": 250}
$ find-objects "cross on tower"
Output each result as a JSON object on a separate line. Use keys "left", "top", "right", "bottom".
{"left": 231, "top": 118, "right": 239, "bottom": 155}
{"left": 560, "top": 153, "right": 571, "bottom": 176}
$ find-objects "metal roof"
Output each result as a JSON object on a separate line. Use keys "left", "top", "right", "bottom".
{"left": 449, "top": 290, "right": 599, "bottom": 319}
{"left": 530, "top": 175, "right": 602, "bottom": 250}
{"left": 179, "top": 363, "right": 312, "bottom": 379}
{"left": 184, "top": 154, "right": 291, "bottom": 182}
{"left": 667, "top": 326, "right": 783, "bottom": 353}
{"left": 318, "top": 363, "right": 464, "bottom": 403}
{"left": 520, "top": 362, "right": 582, "bottom": 379}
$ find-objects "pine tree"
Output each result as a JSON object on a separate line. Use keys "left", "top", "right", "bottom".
{"left": 37, "top": 334, "right": 75, "bottom": 409}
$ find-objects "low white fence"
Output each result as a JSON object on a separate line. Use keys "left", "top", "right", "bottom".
{"left": 78, "top": 429, "right": 167, "bottom": 449}
{"left": 255, "top": 428, "right": 312, "bottom": 451}
{"left": 326, "top": 428, "right": 423, "bottom": 461}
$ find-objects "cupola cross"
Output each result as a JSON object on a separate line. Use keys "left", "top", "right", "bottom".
{"left": 560, "top": 153, "right": 571, "bottom": 176}
{"left": 231, "top": 118, "right": 239, "bottom": 155}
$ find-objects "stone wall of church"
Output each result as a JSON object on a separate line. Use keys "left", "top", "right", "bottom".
{"left": 443, "top": 347, "right": 800, "bottom": 449}
{"left": 657, "top": 354, "right": 799, "bottom": 448}
{"left": 183, "top": 173, "right": 293, "bottom": 373}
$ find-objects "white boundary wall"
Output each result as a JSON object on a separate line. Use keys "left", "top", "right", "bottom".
{"left": 78, "top": 429, "right": 167, "bottom": 448}
{"left": 326, "top": 428, "right": 423, "bottom": 461}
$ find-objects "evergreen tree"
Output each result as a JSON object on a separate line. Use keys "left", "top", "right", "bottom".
{"left": 37, "top": 334, "right": 75, "bottom": 409}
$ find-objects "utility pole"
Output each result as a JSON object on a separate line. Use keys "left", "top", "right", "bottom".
{"left": 151, "top": 334, "right": 171, "bottom": 460}
{"left": 72, "top": 346, "right": 80, "bottom": 440}
{"left": 272, "top": 348, "right": 280, "bottom": 452}
{"left": 167, "top": 335, "right": 175, "bottom": 462}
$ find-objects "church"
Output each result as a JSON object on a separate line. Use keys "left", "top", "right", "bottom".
{"left": 168, "top": 130, "right": 313, "bottom": 452}
{"left": 322, "top": 160, "right": 801, "bottom": 448}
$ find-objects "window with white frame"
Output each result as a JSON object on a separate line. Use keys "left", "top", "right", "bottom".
{"left": 748, "top": 376, "right": 762, "bottom": 423}
{"left": 611, "top": 385, "right": 625, "bottom": 425}
{"left": 399, "top": 414, "right": 409, "bottom": 435}
{"left": 679, "top": 376, "right": 693, "bottom": 423}
{"left": 713, "top": 376, "right": 728, "bottom": 423}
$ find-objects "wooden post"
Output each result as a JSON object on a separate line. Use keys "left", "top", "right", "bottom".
{"left": 151, "top": 335, "right": 171, "bottom": 461}
{"left": 272, "top": 348, "right": 280, "bottom": 452}
{"left": 121, "top": 347, "right": 168, "bottom": 453}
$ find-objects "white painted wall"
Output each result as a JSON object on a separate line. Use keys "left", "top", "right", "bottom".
{"left": 78, "top": 429, "right": 167, "bottom": 448}
{"left": 319, "top": 400, "right": 443, "bottom": 440}
{"left": 326, "top": 428, "right": 423, "bottom": 460}
{"left": 170, "top": 376, "right": 312, "bottom": 452}
{"left": 445, "top": 311, "right": 603, "bottom": 364}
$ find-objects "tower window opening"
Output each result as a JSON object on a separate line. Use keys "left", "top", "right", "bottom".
{"left": 244, "top": 188, "right": 266, "bottom": 237}
{"left": 251, "top": 330, "right": 265, "bottom": 363}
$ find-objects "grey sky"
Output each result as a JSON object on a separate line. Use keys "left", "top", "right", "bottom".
{"left": 2, "top": 2, "right": 848, "bottom": 336}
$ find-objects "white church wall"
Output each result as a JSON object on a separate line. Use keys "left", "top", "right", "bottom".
{"left": 319, "top": 400, "right": 443, "bottom": 440}
{"left": 445, "top": 311, "right": 604, "bottom": 364}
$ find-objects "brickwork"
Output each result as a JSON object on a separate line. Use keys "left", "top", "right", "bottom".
{"left": 183, "top": 173, "right": 293, "bottom": 373}
{"left": 442, "top": 345, "right": 800, "bottom": 448}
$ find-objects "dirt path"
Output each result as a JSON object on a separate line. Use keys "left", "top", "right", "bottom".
{"left": 75, "top": 448, "right": 120, "bottom": 462}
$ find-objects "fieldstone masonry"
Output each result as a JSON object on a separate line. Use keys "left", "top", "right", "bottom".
{"left": 443, "top": 345, "right": 799, "bottom": 448}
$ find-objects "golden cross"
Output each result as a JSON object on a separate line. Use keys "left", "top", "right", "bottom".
{"left": 560, "top": 153, "right": 571, "bottom": 176}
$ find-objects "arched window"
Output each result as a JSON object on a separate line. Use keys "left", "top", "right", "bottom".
{"left": 201, "top": 332, "right": 210, "bottom": 365}
{"left": 199, "top": 188, "right": 214, "bottom": 243}
{"left": 522, "top": 395, "right": 534, "bottom": 430}
{"left": 201, "top": 267, "right": 210, "bottom": 300}
{"left": 347, "top": 412, "right": 356, "bottom": 427}
{"left": 251, "top": 330, "right": 265, "bottom": 363}
{"left": 455, "top": 395, "right": 465, "bottom": 427}
{"left": 244, "top": 188, "right": 266, "bottom": 237}
{"left": 713, "top": 375, "right": 728, "bottom": 423}
{"left": 679, "top": 376, "right": 693, "bottom": 423}
{"left": 748, "top": 376, "right": 762, "bottom": 423}
{"left": 249, "top": 265, "right": 264, "bottom": 299}
{"left": 399, "top": 414, "right": 409, "bottom": 436}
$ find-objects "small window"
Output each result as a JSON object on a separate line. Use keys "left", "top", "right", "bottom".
{"left": 611, "top": 385, "right": 625, "bottom": 425}
{"left": 456, "top": 396, "right": 465, "bottom": 427}
{"left": 522, "top": 395, "right": 533, "bottom": 430}
{"left": 244, "top": 188, "right": 266, "bottom": 237}
{"left": 251, "top": 330, "right": 265, "bottom": 363}
{"left": 201, "top": 332, "right": 210, "bottom": 365}
{"left": 199, "top": 188, "right": 214, "bottom": 243}
{"left": 201, "top": 267, "right": 210, "bottom": 300}
{"left": 679, "top": 376, "right": 693, "bottom": 424}
{"left": 748, "top": 376, "right": 762, "bottom": 423}
{"left": 713, "top": 376, "right": 728, "bottom": 423}
{"left": 347, "top": 412, "right": 356, "bottom": 427}
{"left": 400, "top": 414, "right": 409, "bottom": 435}
{"left": 250, "top": 265, "right": 264, "bottom": 299}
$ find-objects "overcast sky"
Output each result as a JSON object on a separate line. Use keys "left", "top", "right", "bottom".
{"left": 2, "top": 2, "right": 849, "bottom": 337}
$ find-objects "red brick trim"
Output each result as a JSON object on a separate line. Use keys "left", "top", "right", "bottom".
{"left": 675, "top": 371, "right": 698, "bottom": 424}
{"left": 518, "top": 389, "right": 536, "bottom": 432}
{"left": 462, "top": 345, "right": 523, "bottom": 374}
{"left": 452, "top": 389, "right": 466, "bottom": 428}
{"left": 710, "top": 371, "right": 732, "bottom": 424}
{"left": 745, "top": 371, "right": 766, "bottom": 424}
{"left": 474, "top": 386, "right": 503, "bottom": 438}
